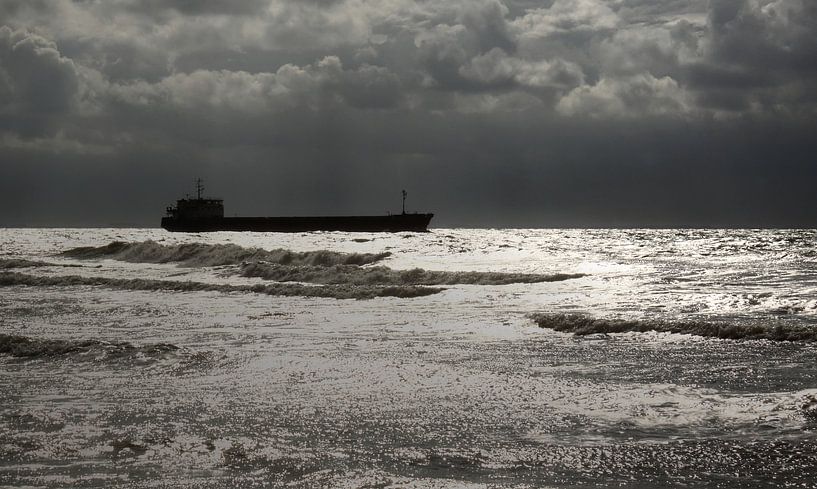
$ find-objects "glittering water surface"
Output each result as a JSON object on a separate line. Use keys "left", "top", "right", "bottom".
{"left": 1, "top": 228, "right": 817, "bottom": 488}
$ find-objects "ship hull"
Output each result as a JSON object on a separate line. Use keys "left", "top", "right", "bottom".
{"left": 161, "top": 214, "right": 434, "bottom": 233}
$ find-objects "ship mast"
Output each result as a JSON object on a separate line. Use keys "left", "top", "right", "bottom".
{"left": 402, "top": 189, "right": 407, "bottom": 214}
{"left": 195, "top": 178, "right": 204, "bottom": 200}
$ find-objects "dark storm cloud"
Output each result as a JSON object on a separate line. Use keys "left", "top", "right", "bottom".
{"left": 0, "top": 0, "right": 816, "bottom": 226}
{"left": 0, "top": 27, "right": 86, "bottom": 141}
{"left": 692, "top": 0, "right": 817, "bottom": 112}
{"left": 126, "top": 0, "right": 272, "bottom": 16}
{"left": 0, "top": 27, "right": 79, "bottom": 115}
{"left": 63, "top": 0, "right": 273, "bottom": 19}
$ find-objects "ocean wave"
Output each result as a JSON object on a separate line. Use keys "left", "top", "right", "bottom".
{"left": 240, "top": 262, "right": 585, "bottom": 286}
{"left": 0, "top": 333, "right": 179, "bottom": 360}
{"left": 61, "top": 241, "right": 391, "bottom": 267}
{"left": 529, "top": 313, "right": 817, "bottom": 342}
{"left": 0, "top": 272, "right": 442, "bottom": 300}
{"left": 0, "top": 258, "right": 83, "bottom": 269}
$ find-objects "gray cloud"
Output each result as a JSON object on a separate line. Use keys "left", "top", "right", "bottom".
{"left": 459, "top": 48, "right": 585, "bottom": 92}
{"left": 1, "top": 0, "right": 816, "bottom": 227}
{"left": 556, "top": 73, "right": 691, "bottom": 117}
{"left": 122, "top": 0, "right": 273, "bottom": 17}
{"left": 0, "top": 27, "right": 80, "bottom": 115}
{"left": 105, "top": 56, "right": 402, "bottom": 113}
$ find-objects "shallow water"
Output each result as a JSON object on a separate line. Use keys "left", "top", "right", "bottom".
{"left": 1, "top": 228, "right": 817, "bottom": 487}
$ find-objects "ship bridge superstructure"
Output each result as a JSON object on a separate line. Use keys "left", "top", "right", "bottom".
{"left": 165, "top": 178, "right": 224, "bottom": 220}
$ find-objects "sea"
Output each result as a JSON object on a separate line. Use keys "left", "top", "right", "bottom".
{"left": 1, "top": 227, "right": 817, "bottom": 488}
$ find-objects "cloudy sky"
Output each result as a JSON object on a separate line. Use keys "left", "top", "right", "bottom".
{"left": 1, "top": 0, "right": 815, "bottom": 227}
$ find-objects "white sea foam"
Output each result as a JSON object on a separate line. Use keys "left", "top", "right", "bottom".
{"left": 62, "top": 240, "right": 391, "bottom": 267}
{"left": 239, "top": 262, "right": 584, "bottom": 286}
{"left": 0, "top": 271, "right": 443, "bottom": 300}
{"left": 59, "top": 240, "right": 585, "bottom": 286}
{"left": 3, "top": 228, "right": 817, "bottom": 487}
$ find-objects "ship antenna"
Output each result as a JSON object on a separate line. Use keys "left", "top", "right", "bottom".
{"left": 196, "top": 178, "right": 204, "bottom": 200}
{"left": 402, "top": 189, "right": 407, "bottom": 214}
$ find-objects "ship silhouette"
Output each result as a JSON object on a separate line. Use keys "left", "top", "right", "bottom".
{"left": 161, "top": 179, "right": 433, "bottom": 232}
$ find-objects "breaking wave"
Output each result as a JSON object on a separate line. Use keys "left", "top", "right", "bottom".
{"left": 529, "top": 313, "right": 817, "bottom": 342}
{"left": 240, "top": 262, "right": 585, "bottom": 286}
{"left": 58, "top": 241, "right": 584, "bottom": 287}
{"left": 0, "top": 333, "right": 179, "bottom": 360}
{"left": 61, "top": 241, "right": 390, "bottom": 267}
{"left": 0, "top": 272, "right": 442, "bottom": 300}
{"left": 59, "top": 241, "right": 584, "bottom": 287}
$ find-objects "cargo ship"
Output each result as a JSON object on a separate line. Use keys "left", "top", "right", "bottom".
{"left": 161, "top": 180, "right": 434, "bottom": 232}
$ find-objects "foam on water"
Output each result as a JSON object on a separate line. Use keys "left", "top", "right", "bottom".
{"left": 3, "top": 228, "right": 817, "bottom": 487}
{"left": 239, "top": 262, "right": 584, "bottom": 286}
{"left": 0, "top": 271, "right": 443, "bottom": 300}
{"left": 58, "top": 240, "right": 584, "bottom": 287}
{"left": 62, "top": 240, "right": 391, "bottom": 267}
